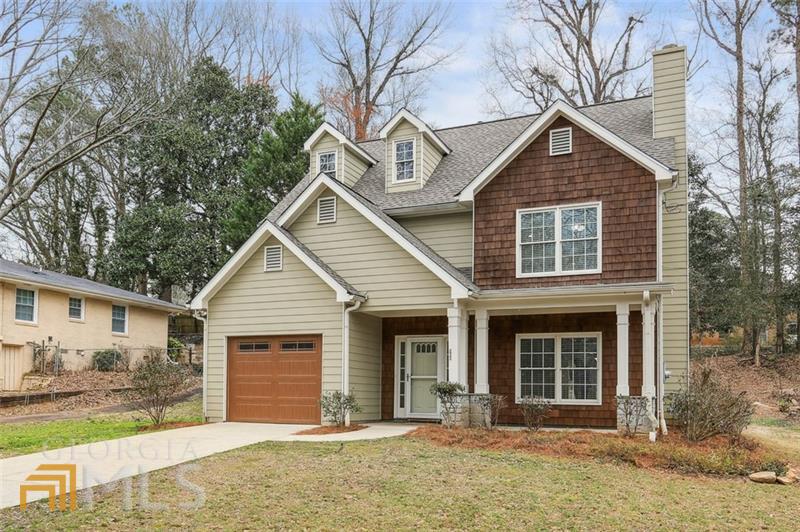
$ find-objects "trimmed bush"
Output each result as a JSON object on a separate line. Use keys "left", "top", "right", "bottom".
{"left": 92, "top": 349, "right": 124, "bottom": 372}
{"left": 519, "top": 397, "right": 552, "bottom": 432}
{"left": 320, "top": 391, "right": 361, "bottom": 426}
{"left": 430, "top": 381, "right": 465, "bottom": 427}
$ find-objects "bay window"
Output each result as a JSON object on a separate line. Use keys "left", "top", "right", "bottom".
{"left": 517, "top": 203, "right": 601, "bottom": 277}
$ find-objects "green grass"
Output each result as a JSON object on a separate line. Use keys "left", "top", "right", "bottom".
{"left": 3, "top": 435, "right": 799, "bottom": 530}
{"left": 0, "top": 395, "right": 203, "bottom": 458}
{"left": 751, "top": 416, "right": 800, "bottom": 430}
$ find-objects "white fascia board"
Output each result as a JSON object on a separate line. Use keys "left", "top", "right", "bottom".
{"left": 190, "top": 217, "right": 356, "bottom": 309}
{"left": 477, "top": 282, "right": 674, "bottom": 301}
{"left": 458, "top": 100, "right": 676, "bottom": 202}
{"left": 277, "top": 173, "right": 471, "bottom": 299}
{"left": 303, "top": 122, "right": 378, "bottom": 165}
{"left": 379, "top": 109, "right": 451, "bottom": 155}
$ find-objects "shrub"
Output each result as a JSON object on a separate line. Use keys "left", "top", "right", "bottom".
{"left": 430, "top": 381, "right": 465, "bottom": 427}
{"left": 92, "top": 349, "right": 124, "bottom": 372}
{"left": 320, "top": 391, "right": 361, "bottom": 426}
{"left": 616, "top": 396, "right": 649, "bottom": 437}
{"left": 167, "top": 337, "right": 185, "bottom": 362}
{"left": 669, "top": 366, "right": 755, "bottom": 443}
{"left": 518, "top": 397, "right": 552, "bottom": 432}
{"left": 125, "top": 353, "right": 193, "bottom": 425}
{"left": 476, "top": 394, "right": 506, "bottom": 429}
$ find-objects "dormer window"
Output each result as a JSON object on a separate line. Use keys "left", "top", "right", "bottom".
{"left": 318, "top": 151, "right": 336, "bottom": 178}
{"left": 394, "top": 139, "right": 415, "bottom": 182}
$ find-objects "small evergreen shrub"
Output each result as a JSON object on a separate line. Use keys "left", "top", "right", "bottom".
{"left": 320, "top": 391, "right": 361, "bottom": 426}
{"left": 519, "top": 397, "right": 552, "bottom": 432}
{"left": 93, "top": 349, "right": 124, "bottom": 372}
{"left": 430, "top": 382, "right": 465, "bottom": 427}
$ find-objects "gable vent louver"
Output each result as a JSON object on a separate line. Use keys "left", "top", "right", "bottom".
{"left": 317, "top": 196, "right": 337, "bottom": 224}
{"left": 549, "top": 127, "right": 572, "bottom": 156}
{"left": 264, "top": 245, "right": 283, "bottom": 272}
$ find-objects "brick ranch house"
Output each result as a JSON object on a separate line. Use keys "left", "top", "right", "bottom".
{"left": 191, "top": 45, "right": 688, "bottom": 430}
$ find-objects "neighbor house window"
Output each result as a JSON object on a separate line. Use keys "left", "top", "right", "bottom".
{"left": 68, "top": 297, "right": 84, "bottom": 320}
{"left": 517, "top": 333, "right": 601, "bottom": 404}
{"left": 394, "top": 139, "right": 414, "bottom": 181}
{"left": 318, "top": 151, "right": 336, "bottom": 178}
{"left": 517, "top": 203, "right": 600, "bottom": 277}
{"left": 111, "top": 304, "right": 127, "bottom": 334}
{"left": 15, "top": 288, "right": 36, "bottom": 322}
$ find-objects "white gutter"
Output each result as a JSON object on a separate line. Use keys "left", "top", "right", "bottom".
{"left": 478, "top": 282, "right": 673, "bottom": 300}
{"left": 193, "top": 309, "right": 209, "bottom": 421}
{"left": 342, "top": 299, "right": 362, "bottom": 426}
{"left": 657, "top": 296, "right": 668, "bottom": 434}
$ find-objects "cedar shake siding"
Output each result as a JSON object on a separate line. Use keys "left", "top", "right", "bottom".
{"left": 473, "top": 116, "right": 658, "bottom": 289}
{"left": 489, "top": 312, "right": 643, "bottom": 428}
{"left": 380, "top": 316, "right": 447, "bottom": 420}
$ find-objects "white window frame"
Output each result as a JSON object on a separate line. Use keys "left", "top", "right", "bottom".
{"left": 316, "top": 196, "right": 337, "bottom": 224}
{"left": 392, "top": 138, "right": 416, "bottom": 183}
{"left": 516, "top": 201, "right": 602, "bottom": 278}
{"left": 14, "top": 287, "right": 38, "bottom": 324}
{"left": 68, "top": 296, "right": 85, "bottom": 322}
{"left": 317, "top": 150, "right": 337, "bottom": 178}
{"left": 263, "top": 245, "right": 283, "bottom": 272}
{"left": 111, "top": 303, "right": 128, "bottom": 335}
{"left": 549, "top": 127, "right": 573, "bottom": 156}
{"left": 515, "top": 332, "right": 602, "bottom": 406}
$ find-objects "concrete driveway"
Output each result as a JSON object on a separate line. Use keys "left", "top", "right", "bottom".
{"left": 0, "top": 422, "right": 416, "bottom": 510}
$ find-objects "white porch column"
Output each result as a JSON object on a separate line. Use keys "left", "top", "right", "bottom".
{"left": 475, "top": 309, "right": 489, "bottom": 394}
{"left": 642, "top": 296, "right": 656, "bottom": 399}
{"left": 615, "top": 303, "right": 630, "bottom": 396}
{"left": 447, "top": 305, "right": 467, "bottom": 386}
{"left": 459, "top": 311, "right": 469, "bottom": 388}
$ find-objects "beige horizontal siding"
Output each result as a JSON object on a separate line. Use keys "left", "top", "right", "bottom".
{"left": 386, "top": 120, "right": 423, "bottom": 193}
{"left": 289, "top": 186, "right": 454, "bottom": 312}
{"left": 206, "top": 235, "right": 343, "bottom": 421}
{"left": 348, "top": 312, "right": 381, "bottom": 421}
{"left": 422, "top": 136, "right": 443, "bottom": 185}
{"left": 398, "top": 212, "right": 473, "bottom": 269}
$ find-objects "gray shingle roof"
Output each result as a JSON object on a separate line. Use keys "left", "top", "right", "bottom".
{"left": 270, "top": 96, "right": 674, "bottom": 218}
{"left": 0, "top": 258, "right": 184, "bottom": 311}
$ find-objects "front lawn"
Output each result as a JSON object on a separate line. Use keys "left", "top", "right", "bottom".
{"left": 0, "top": 395, "right": 203, "bottom": 458}
{"left": 3, "top": 434, "right": 798, "bottom": 530}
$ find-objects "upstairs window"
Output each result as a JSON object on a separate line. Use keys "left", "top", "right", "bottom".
{"left": 317, "top": 196, "right": 337, "bottom": 224}
{"left": 264, "top": 245, "right": 283, "bottom": 272}
{"left": 318, "top": 151, "right": 336, "bottom": 178}
{"left": 111, "top": 304, "right": 127, "bottom": 334}
{"left": 15, "top": 288, "right": 36, "bottom": 322}
{"left": 517, "top": 203, "right": 601, "bottom": 277}
{"left": 394, "top": 139, "right": 415, "bottom": 182}
{"left": 69, "top": 297, "right": 84, "bottom": 320}
{"left": 549, "top": 127, "right": 572, "bottom": 155}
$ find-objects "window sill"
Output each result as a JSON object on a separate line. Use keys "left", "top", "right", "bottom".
{"left": 14, "top": 320, "right": 38, "bottom": 327}
{"left": 390, "top": 178, "right": 418, "bottom": 185}
{"left": 68, "top": 318, "right": 85, "bottom": 324}
{"left": 516, "top": 269, "right": 601, "bottom": 279}
{"left": 112, "top": 332, "right": 129, "bottom": 338}
{"left": 515, "top": 398, "right": 602, "bottom": 407}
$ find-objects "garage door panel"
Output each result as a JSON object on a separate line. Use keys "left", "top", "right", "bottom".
{"left": 227, "top": 335, "right": 321, "bottom": 423}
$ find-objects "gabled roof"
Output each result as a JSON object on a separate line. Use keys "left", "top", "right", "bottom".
{"left": 276, "top": 173, "right": 477, "bottom": 299}
{"left": 272, "top": 96, "right": 674, "bottom": 216}
{"left": 0, "top": 259, "right": 184, "bottom": 312}
{"left": 458, "top": 100, "right": 676, "bottom": 201}
{"left": 190, "top": 218, "right": 365, "bottom": 310}
{"left": 303, "top": 122, "right": 378, "bottom": 165}
{"left": 379, "top": 108, "right": 451, "bottom": 155}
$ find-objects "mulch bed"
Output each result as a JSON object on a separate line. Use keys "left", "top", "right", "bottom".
{"left": 409, "top": 425, "right": 790, "bottom": 477}
{"left": 137, "top": 421, "right": 205, "bottom": 432}
{"left": 293, "top": 424, "right": 367, "bottom": 435}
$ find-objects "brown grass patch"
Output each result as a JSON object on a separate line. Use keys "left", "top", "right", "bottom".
{"left": 409, "top": 425, "right": 789, "bottom": 477}
{"left": 137, "top": 421, "right": 204, "bottom": 432}
{"left": 294, "top": 424, "right": 367, "bottom": 435}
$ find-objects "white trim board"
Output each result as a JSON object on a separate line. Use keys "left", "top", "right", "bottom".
{"left": 458, "top": 100, "right": 676, "bottom": 202}
{"left": 379, "top": 108, "right": 451, "bottom": 155}
{"left": 303, "top": 122, "right": 377, "bottom": 165}
{"left": 276, "top": 173, "right": 473, "bottom": 299}
{"left": 190, "top": 218, "right": 361, "bottom": 309}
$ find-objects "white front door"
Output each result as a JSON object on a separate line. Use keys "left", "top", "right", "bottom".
{"left": 395, "top": 336, "right": 446, "bottom": 418}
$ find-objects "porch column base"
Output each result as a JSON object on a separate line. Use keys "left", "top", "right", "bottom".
{"left": 616, "top": 396, "right": 657, "bottom": 434}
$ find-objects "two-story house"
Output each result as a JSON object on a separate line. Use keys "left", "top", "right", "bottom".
{"left": 191, "top": 45, "right": 688, "bottom": 430}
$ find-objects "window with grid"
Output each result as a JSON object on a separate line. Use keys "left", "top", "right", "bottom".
{"left": 518, "top": 334, "right": 601, "bottom": 404}
{"left": 68, "top": 297, "right": 83, "bottom": 320}
{"left": 15, "top": 288, "right": 35, "bottom": 322}
{"left": 394, "top": 140, "right": 414, "bottom": 181}
{"left": 318, "top": 152, "right": 336, "bottom": 178}
{"left": 518, "top": 203, "right": 600, "bottom": 276}
{"left": 111, "top": 304, "right": 127, "bottom": 334}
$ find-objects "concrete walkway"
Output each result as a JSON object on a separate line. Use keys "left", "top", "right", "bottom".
{"left": 0, "top": 422, "right": 416, "bottom": 510}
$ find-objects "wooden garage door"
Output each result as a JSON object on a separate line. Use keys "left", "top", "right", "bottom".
{"left": 227, "top": 335, "right": 322, "bottom": 423}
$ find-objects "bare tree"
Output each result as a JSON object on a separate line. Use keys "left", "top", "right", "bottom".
{"left": 485, "top": 0, "right": 651, "bottom": 115}
{"left": 771, "top": 0, "right": 800, "bottom": 159}
{"left": 0, "top": 0, "right": 161, "bottom": 222}
{"left": 694, "top": 0, "right": 764, "bottom": 359}
{"left": 313, "top": 0, "right": 454, "bottom": 140}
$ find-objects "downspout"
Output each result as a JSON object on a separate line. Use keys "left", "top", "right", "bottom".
{"left": 193, "top": 308, "right": 209, "bottom": 422}
{"left": 342, "top": 299, "right": 362, "bottom": 426}
{"left": 656, "top": 174, "right": 678, "bottom": 436}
